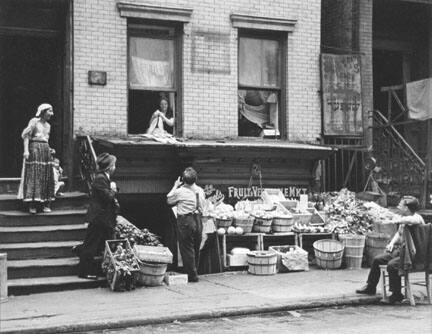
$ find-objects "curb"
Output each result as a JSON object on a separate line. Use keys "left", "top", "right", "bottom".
{"left": 1, "top": 295, "right": 381, "bottom": 334}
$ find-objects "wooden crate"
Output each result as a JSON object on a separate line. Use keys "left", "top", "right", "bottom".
{"left": 104, "top": 239, "right": 140, "bottom": 291}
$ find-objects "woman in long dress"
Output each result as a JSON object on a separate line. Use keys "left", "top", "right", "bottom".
{"left": 18, "top": 103, "right": 55, "bottom": 214}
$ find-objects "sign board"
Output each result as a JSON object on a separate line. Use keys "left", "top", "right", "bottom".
{"left": 204, "top": 184, "right": 308, "bottom": 206}
{"left": 321, "top": 54, "right": 363, "bottom": 136}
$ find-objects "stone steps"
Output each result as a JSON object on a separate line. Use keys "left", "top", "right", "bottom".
{"left": 8, "top": 276, "right": 106, "bottom": 296}
{"left": 0, "top": 240, "right": 82, "bottom": 260}
{"left": 0, "top": 209, "right": 86, "bottom": 227}
{"left": 0, "top": 223, "right": 87, "bottom": 243}
{"left": 0, "top": 191, "right": 88, "bottom": 211}
{"left": 0, "top": 189, "right": 107, "bottom": 295}
{"left": 7, "top": 257, "right": 79, "bottom": 279}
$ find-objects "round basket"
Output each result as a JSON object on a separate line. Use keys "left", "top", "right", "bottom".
{"left": 272, "top": 217, "right": 294, "bottom": 233}
{"left": 234, "top": 217, "right": 254, "bottom": 233}
{"left": 137, "top": 261, "right": 167, "bottom": 287}
{"left": 313, "top": 239, "right": 344, "bottom": 270}
{"left": 215, "top": 217, "right": 233, "bottom": 229}
{"left": 247, "top": 251, "right": 277, "bottom": 275}
{"left": 252, "top": 217, "right": 273, "bottom": 233}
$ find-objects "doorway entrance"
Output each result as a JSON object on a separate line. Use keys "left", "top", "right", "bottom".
{"left": 0, "top": 0, "right": 70, "bottom": 178}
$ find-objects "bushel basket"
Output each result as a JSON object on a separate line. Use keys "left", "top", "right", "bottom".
{"left": 234, "top": 217, "right": 254, "bottom": 233}
{"left": 252, "top": 217, "right": 273, "bottom": 233}
{"left": 313, "top": 239, "right": 344, "bottom": 270}
{"left": 215, "top": 217, "right": 233, "bottom": 229}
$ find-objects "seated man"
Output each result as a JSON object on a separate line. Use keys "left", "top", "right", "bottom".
{"left": 356, "top": 196, "right": 425, "bottom": 304}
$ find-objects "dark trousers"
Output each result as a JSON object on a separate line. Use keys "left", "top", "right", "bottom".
{"left": 76, "top": 221, "right": 113, "bottom": 277}
{"left": 177, "top": 213, "right": 202, "bottom": 279}
{"left": 367, "top": 252, "right": 401, "bottom": 293}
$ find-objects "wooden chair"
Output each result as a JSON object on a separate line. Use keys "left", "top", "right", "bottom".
{"left": 379, "top": 264, "right": 431, "bottom": 306}
{"left": 379, "top": 224, "right": 432, "bottom": 306}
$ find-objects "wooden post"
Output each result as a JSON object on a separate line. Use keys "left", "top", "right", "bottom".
{"left": 425, "top": 119, "right": 432, "bottom": 208}
{"left": 0, "top": 253, "right": 7, "bottom": 303}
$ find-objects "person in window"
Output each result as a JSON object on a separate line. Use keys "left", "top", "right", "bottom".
{"left": 356, "top": 196, "right": 425, "bottom": 304}
{"left": 73, "top": 153, "right": 120, "bottom": 279}
{"left": 17, "top": 103, "right": 56, "bottom": 214}
{"left": 167, "top": 167, "right": 205, "bottom": 282}
{"left": 146, "top": 97, "right": 174, "bottom": 135}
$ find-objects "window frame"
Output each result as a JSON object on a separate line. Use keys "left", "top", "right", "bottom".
{"left": 237, "top": 29, "right": 287, "bottom": 139}
{"left": 127, "top": 20, "right": 183, "bottom": 136}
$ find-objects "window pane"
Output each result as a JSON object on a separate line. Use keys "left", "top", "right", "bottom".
{"left": 239, "top": 38, "right": 262, "bottom": 86}
{"left": 238, "top": 89, "right": 279, "bottom": 137}
{"left": 239, "top": 37, "right": 280, "bottom": 87}
{"left": 129, "top": 37, "right": 174, "bottom": 88}
{"left": 262, "top": 40, "right": 279, "bottom": 87}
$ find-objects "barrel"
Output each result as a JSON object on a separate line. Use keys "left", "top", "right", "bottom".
{"left": 338, "top": 234, "right": 365, "bottom": 269}
{"left": 365, "top": 232, "right": 390, "bottom": 267}
{"left": 137, "top": 261, "right": 167, "bottom": 287}
{"left": 247, "top": 251, "right": 277, "bottom": 275}
{"left": 0, "top": 253, "right": 7, "bottom": 303}
{"left": 271, "top": 217, "right": 294, "bottom": 233}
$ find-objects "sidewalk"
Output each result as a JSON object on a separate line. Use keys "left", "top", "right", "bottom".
{"left": 0, "top": 268, "right": 427, "bottom": 334}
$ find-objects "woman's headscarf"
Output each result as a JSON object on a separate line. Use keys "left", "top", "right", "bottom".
{"left": 36, "top": 103, "right": 53, "bottom": 117}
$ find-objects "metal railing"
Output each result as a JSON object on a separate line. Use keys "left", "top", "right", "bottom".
{"left": 77, "top": 135, "right": 97, "bottom": 195}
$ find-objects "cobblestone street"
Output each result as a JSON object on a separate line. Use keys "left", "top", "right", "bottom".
{"left": 87, "top": 305, "right": 432, "bottom": 334}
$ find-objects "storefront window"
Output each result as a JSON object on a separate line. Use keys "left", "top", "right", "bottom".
{"left": 238, "top": 35, "right": 283, "bottom": 138}
{"left": 128, "top": 25, "right": 178, "bottom": 135}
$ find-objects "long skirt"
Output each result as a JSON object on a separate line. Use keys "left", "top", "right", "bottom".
{"left": 18, "top": 141, "right": 55, "bottom": 202}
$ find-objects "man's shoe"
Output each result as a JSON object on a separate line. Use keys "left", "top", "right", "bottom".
{"left": 188, "top": 276, "right": 199, "bottom": 283}
{"left": 29, "top": 207, "right": 37, "bottom": 214}
{"left": 385, "top": 292, "right": 404, "bottom": 304}
{"left": 356, "top": 285, "right": 376, "bottom": 295}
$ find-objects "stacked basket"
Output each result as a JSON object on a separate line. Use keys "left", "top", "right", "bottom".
{"left": 215, "top": 217, "right": 233, "bottom": 229}
{"left": 252, "top": 215, "right": 273, "bottom": 233}
{"left": 233, "top": 215, "right": 254, "bottom": 233}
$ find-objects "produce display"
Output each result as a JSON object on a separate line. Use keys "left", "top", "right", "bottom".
{"left": 251, "top": 210, "right": 274, "bottom": 220}
{"left": 322, "top": 188, "right": 399, "bottom": 235}
{"left": 292, "top": 223, "right": 332, "bottom": 233}
{"left": 114, "top": 216, "right": 162, "bottom": 247}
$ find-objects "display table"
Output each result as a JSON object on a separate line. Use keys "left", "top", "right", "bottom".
{"left": 261, "top": 232, "right": 298, "bottom": 250}
{"left": 296, "top": 232, "right": 335, "bottom": 249}
{"left": 219, "top": 233, "right": 262, "bottom": 269}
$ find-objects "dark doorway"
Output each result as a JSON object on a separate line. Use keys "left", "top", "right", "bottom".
{"left": 373, "top": 49, "right": 403, "bottom": 119}
{"left": 0, "top": 0, "right": 68, "bottom": 177}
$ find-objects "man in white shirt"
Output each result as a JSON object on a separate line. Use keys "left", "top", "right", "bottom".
{"left": 167, "top": 167, "right": 205, "bottom": 282}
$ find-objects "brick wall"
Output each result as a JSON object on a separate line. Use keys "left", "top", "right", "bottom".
{"left": 73, "top": 0, "right": 322, "bottom": 142}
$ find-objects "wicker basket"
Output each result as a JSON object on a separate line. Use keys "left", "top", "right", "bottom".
{"left": 247, "top": 251, "right": 277, "bottom": 275}
{"left": 313, "top": 239, "right": 344, "bottom": 270}
{"left": 252, "top": 217, "right": 273, "bottom": 233}
{"left": 272, "top": 217, "right": 294, "bottom": 232}
{"left": 233, "top": 217, "right": 254, "bottom": 233}
{"left": 215, "top": 217, "right": 233, "bottom": 229}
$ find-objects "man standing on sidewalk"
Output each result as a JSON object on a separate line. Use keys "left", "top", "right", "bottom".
{"left": 356, "top": 196, "right": 425, "bottom": 303}
{"left": 167, "top": 167, "right": 205, "bottom": 282}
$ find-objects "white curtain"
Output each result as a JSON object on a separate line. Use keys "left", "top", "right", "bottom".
{"left": 129, "top": 37, "right": 173, "bottom": 88}
{"left": 407, "top": 78, "right": 432, "bottom": 121}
